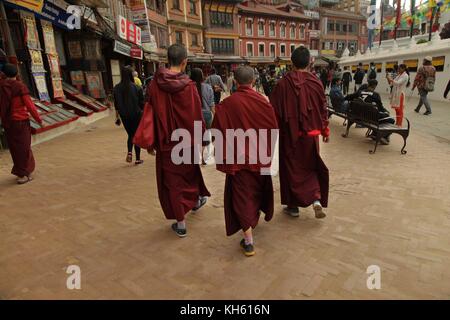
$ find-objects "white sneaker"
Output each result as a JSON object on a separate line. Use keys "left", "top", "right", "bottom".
{"left": 313, "top": 202, "right": 326, "bottom": 219}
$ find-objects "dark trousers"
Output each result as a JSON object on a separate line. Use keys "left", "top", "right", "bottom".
{"left": 122, "top": 116, "right": 141, "bottom": 160}
{"left": 213, "top": 91, "right": 221, "bottom": 105}
{"left": 343, "top": 82, "right": 349, "bottom": 95}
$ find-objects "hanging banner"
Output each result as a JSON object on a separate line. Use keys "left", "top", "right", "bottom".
{"left": 84, "top": 71, "right": 104, "bottom": 99}
{"left": 33, "top": 72, "right": 50, "bottom": 101}
{"left": 117, "top": 15, "right": 142, "bottom": 46}
{"left": 83, "top": 39, "right": 102, "bottom": 60}
{"left": 52, "top": 77, "right": 64, "bottom": 98}
{"left": 29, "top": 49, "right": 46, "bottom": 73}
{"left": 21, "top": 12, "right": 41, "bottom": 50}
{"left": 6, "top": 0, "right": 44, "bottom": 13}
{"left": 47, "top": 54, "right": 61, "bottom": 77}
{"left": 67, "top": 41, "right": 83, "bottom": 59}
{"left": 41, "top": 20, "right": 57, "bottom": 54}
{"left": 70, "top": 71, "right": 85, "bottom": 85}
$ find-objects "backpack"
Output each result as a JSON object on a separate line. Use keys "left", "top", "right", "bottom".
{"left": 424, "top": 75, "right": 435, "bottom": 92}
{"left": 368, "top": 68, "right": 376, "bottom": 80}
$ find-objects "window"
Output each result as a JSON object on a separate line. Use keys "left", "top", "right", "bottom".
{"left": 280, "top": 24, "right": 286, "bottom": 37}
{"left": 189, "top": 0, "right": 196, "bottom": 15}
{"left": 211, "top": 38, "right": 234, "bottom": 55}
{"left": 432, "top": 56, "right": 445, "bottom": 72}
{"left": 343, "top": 24, "right": 347, "bottom": 32}
{"left": 280, "top": 44, "right": 286, "bottom": 57}
{"left": 258, "top": 21, "right": 264, "bottom": 36}
{"left": 290, "top": 44, "right": 296, "bottom": 54}
{"left": 246, "top": 20, "right": 253, "bottom": 36}
{"left": 299, "top": 25, "right": 305, "bottom": 39}
{"left": 246, "top": 43, "right": 253, "bottom": 57}
{"left": 328, "top": 22, "right": 334, "bottom": 32}
{"left": 290, "top": 26, "right": 295, "bottom": 39}
{"left": 173, "top": 0, "right": 180, "bottom": 10}
{"left": 335, "top": 23, "right": 341, "bottom": 32}
{"left": 191, "top": 33, "right": 198, "bottom": 46}
{"left": 270, "top": 44, "right": 276, "bottom": 57}
{"left": 269, "top": 23, "right": 275, "bottom": 36}
{"left": 159, "top": 28, "right": 168, "bottom": 48}
{"left": 175, "top": 31, "right": 183, "bottom": 44}
{"left": 210, "top": 12, "right": 233, "bottom": 29}
{"left": 259, "top": 44, "right": 264, "bottom": 56}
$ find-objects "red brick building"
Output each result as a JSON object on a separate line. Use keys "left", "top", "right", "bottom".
{"left": 237, "top": 0, "right": 318, "bottom": 66}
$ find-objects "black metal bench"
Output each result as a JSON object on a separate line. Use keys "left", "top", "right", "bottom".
{"left": 326, "top": 93, "right": 348, "bottom": 126}
{"left": 341, "top": 99, "right": 410, "bottom": 154}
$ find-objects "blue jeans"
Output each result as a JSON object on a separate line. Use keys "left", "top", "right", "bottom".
{"left": 416, "top": 89, "right": 432, "bottom": 113}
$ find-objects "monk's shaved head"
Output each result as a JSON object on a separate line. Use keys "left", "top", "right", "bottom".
{"left": 234, "top": 66, "right": 254, "bottom": 85}
{"left": 168, "top": 44, "right": 187, "bottom": 67}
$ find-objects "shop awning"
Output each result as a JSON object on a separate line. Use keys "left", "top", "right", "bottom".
{"left": 212, "top": 56, "right": 246, "bottom": 64}
{"left": 188, "top": 53, "right": 213, "bottom": 63}
{"left": 66, "top": 0, "right": 108, "bottom": 8}
{"left": 246, "top": 57, "right": 275, "bottom": 64}
{"left": 321, "top": 55, "right": 339, "bottom": 62}
{"left": 314, "top": 58, "right": 329, "bottom": 67}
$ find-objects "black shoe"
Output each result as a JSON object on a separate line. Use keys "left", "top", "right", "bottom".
{"left": 171, "top": 223, "right": 187, "bottom": 238}
{"left": 283, "top": 206, "right": 300, "bottom": 217}
{"left": 423, "top": 111, "right": 431, "bottom": 115}
{"left": 192, "top": 196, "right": 207, "bottom": 212}
{"left": 240, "top": 239, "right": 255, "bottom": 257}
{"left": 414, "top": 108, "right": 420, "bottom": 113}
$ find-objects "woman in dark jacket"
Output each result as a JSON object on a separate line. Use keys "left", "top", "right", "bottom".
{"left": 114, "top": 66, "right": 144, "bottom": 164}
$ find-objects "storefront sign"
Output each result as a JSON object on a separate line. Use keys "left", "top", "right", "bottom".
{"left": 130, "top": 46, "right": 143, "bottom": 60}
{"left": 113, "top": 40, "right": 131, "bottom": 57}
{"left": 117, "top": 15, "right": 142, "bottom": 46}
{"left": 6, "top": 0, "right": 44, "bottom": 13}
{"left": 309, "top": 30, "right": 320, "bottom": 38}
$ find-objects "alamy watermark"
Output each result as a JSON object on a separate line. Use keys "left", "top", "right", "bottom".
{"left": 170, "top": 121, "right": 279, "bottom": 175}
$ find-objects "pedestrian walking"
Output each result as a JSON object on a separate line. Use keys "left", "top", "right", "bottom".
{"left": 212, "top": 66, "right": 278, "bottom": 257}
{"left": 368, "top": 62, "right": 377, "bottom": 80}
{"left": 0, "top": 63, "right": 45, "bottom": 184}
{"left": 205, "top": 68, "right": 225, "bottom": 105}
{"left": 388, "top": 64, "right": 410, "bottom": 127}
{"left": 412, "top": 56, "right": 436, "bottom": 115}
{"left": 342, "top": 66, "right": 352, "bottom": 95}
{"left": 353, "top": 63, "right": 365, "bottom": 92}
{"left": 190, "top": 68, "right": 215, "bottom": 165}
{"left": 269, "top": 47, "right": 329, "bottom": 219}
{"left": 134, "top": 44, "right": 210, "bottom": 238}
{"left": 113, "top": 66, "right": 144, "bottom": 165}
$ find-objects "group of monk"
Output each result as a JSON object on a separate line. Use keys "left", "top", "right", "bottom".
{"left": 134, "top": 44, "right": 330, "bottom": 257}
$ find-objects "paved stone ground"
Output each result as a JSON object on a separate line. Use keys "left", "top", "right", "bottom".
{"left": 1, "top": 96, "right": 449, "bottom": 300}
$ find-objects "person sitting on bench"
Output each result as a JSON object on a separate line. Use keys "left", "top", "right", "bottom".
{"left": 329, "top": 78, "right": 349, "bottom": 113}
{"left": 347, "top": 79, "right": 395, "bottom": 145}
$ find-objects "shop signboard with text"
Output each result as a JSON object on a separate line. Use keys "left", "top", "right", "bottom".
{"left": 117, "top": 15, "right": 142, "bottom": 46}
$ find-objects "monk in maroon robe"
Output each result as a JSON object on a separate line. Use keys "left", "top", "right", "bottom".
{"left": 212, "top": 66, "right": 278, "bottom": 257}
{"left": 269, "top": 47, "right": 330, "bottom": 219}
{"left": 0, "top": 64, "right": 44, "bottom": 184}
{"left": 133, "top": 44, "right": 210, "bottom": 238}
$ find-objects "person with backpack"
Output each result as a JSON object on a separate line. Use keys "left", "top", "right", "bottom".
{"left": 368, "top": 62, "right": 377, "bottom": 80}
{"left": 412, "top": 56, "right": 436, "bottom": 115}
{"left": 342, "top": 66, "right": 352, "bottom": 95}
{"left": 0, "top": 63, "right": 45, "bottom": 184}
{"left": 205, "top": 68, "right": 225, "bottom": 105}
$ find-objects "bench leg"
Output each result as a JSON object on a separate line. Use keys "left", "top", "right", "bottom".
{"left": 342, "top": 121, "right": 353, "bottom": 138}
{"left": 369, "top": 132, "right": 381, "bottom": 154}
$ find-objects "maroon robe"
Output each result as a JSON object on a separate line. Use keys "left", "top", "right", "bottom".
{"left": 212, "top": 85, "right": 278, "bottom": 236}
{"left": 0, "top": 79, "right": 36, "bottom": 177}
{"left": 269, "top": 71, "right": 330, "bottom": 208}
{"left": 134, "top": 68, "right": 210, "bottom": 221}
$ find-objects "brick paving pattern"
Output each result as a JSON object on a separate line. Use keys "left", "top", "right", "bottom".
{"left": 1, "top": 97, "right": 450, "bottom": 299}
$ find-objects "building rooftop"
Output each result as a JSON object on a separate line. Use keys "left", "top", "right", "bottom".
{"left": 320, "top": 8, "right": 366, "bottom": 20}
{"left": 238, "top": 1, "right": 312, "bottom": 20}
